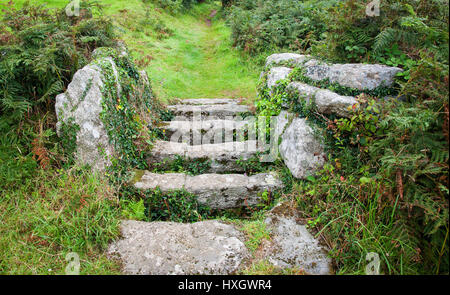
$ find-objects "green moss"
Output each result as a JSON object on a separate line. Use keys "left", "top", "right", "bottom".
{"left": 129, "top": 169, "right": 146, "bottom": 185}
{"left": 59, "top": 118, "right": 80, "bottom": 166}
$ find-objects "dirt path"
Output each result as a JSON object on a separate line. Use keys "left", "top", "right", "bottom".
{"left": 205, "top": 9, "right": 218, "bottom": 27}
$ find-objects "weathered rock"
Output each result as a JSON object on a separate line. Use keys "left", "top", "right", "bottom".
{"left": 133, "top": 171, "right": 284, "bottom": 209}
{"left": 147, "top": 140, "right": 263, "bottom": 173}
{"left": 108, "top": 220, "right": 249, "bottom": 275}
{"left": 327, "top": 63, "right": 402, "bottom": 90}
{"left": 267, "top": 67, "right": 292, "bottom": 88}
{"left": 55, "top": 47, "right": 153, "bottom": 171}
{"left": 167, "top": 104, "right": 251, "bottom": 120}
{"left": 263, "top": 202, "right": 332, "bottom": 275}
{"left": 274, "top": 111, "right": 293, "bottom": 140}
{"left": 279, "top": 118, "right": 325, "bottom": 179}
{"left": 55, "top": 58, "right": 118, "bottom": 171}
{"left": 301, "top": 60, "right": 402, "bottom": 90}
{"left": 287, "top": 82, "right": 356, "bottom": 117}
{"left": 265, "top": 53, "right": 309, "bottom": 68}
{"left": 302, "top": 58, "right": 331, "bottom": 81}
{"left": 162, "top": 119, "right": 250, "bottom": 144}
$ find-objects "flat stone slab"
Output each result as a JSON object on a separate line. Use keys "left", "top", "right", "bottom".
{"left": 287, "top": 82, "right": 356, "bottom": 117}
{"left": 147, "top": 140, "right": 262, "bottom": 173}
{"left": 167, "top": 104, "right": 251, "bottom": 120}
{"left": 161, "top": 119, "right": 250, "bottom": 144}
{"left": 133, "top": 172, "right": 284, "bottom": 209}
{"left": 302, "top": 59, "right": 402, "bottom": 90}
{"left": 263, "top": 202, "right": 332, "bottom": 275}
{"left": 108, "top": 220, "right": 249, "bottom": 275}
{"left": 179, "top": 98, "right": 239, "bottom": 105}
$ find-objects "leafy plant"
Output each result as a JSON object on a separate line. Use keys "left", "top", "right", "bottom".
{"left": 0, "top": 1, "right": 116, "bottom": 121}
{"left": 240, "top": 220, "right": 271, "bottom": 253}
{"left": 225, "top": 0, "right": 337, "bottom": 54}
{"left": 121, "top": 199, "right": 146, "bottom": 221}
{"left": 126, "top": 187, "right": 212, "bottom": 223}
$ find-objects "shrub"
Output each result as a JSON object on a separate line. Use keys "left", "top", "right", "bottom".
{"left": 0, "top": 1, "right": 116, "bottom": 121}
{"left": 250, "top": 0, "right": 449, "bottom": 274}
{"left": 226, "top": 0, "right": 337, "bottom": 54}
{"left": 314, "top": 0, "right": 449, "bottom": 65}
{"left": 147, "top": 0, "right": 205, "bottom": 13}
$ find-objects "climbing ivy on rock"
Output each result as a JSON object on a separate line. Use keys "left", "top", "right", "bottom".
{"left": 86, "top": 47, "right": 213, "bottom": 224}
{"left": 87, "top": 47, "right": 168, "bottom": 184}
{"left": 59, "top": 118, "right": 81, "bottom": 166}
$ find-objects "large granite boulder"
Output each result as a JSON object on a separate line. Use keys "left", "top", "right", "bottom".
{"left": 274, "top": 111, "right": 293, "bottom": 140}
{"left": 264, "top": 53, "right": 402, "bottom": 91}
{"left": 108, "top": 220, "right": 249, "bottom": 275}
{"left": 55, "top": 48, "right": 152, "bottom": 171}
{"left": 302, "top": 59, "right": 402, "bottom": 90}
{"left": 287, "top": 82, "right": 357, "bottom": 117}
{"left": 279, "top": 117, "right": 325, "bottom": 179}
{"left": 55, "top": 58, "right": 119, "bottom": 171}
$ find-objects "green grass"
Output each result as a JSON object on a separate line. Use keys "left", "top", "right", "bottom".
{"left": 9, "top": 0, "right": 260, "bottom": 103}
{"left": 0, "top": 167, "right": 122, "bottom": 274}
{"left": 115, "top": 1, "right": 260, "bottom": 103}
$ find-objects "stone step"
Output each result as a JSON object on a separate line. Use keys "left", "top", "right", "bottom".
{"left": 286, "top": 82, "right": 356, "bottom": 118}
{"left": 132, "top": 171, "right": 284, "bottom": 209}
{"left": 168, "top": 104, "right": 251, "bottom": 120}
{"left": 160, "top": 119, "right": 250, "bottom": 145}
{"left": 147, "top": 140, "right": 262, "bottom": 173}
{"left": 107, "top": 202, "right": 331, "bottom": 275}
{"left": 179, "top": 98, "right": 239, "bottom": 105}
{"left": 108, "top": 220, "right": 249, "bottom": 275}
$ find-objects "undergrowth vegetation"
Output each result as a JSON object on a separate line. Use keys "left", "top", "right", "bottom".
{"left": 1, "top": 0, "right": 448, "bottom": 275}
{"left": 227, "top": 0, "right": 449, "bottom": 274}
{"left": 0, "top": 1, "right": 123, "bottom": 274}
{"left": 121, "top": 186, "right": 212, "bottom": 223}
{"left": 226, "top": 0, "right": 337, "bottom": 55}
{"left": 0, "top": 167, "right": 122, "bottom": 274}
{"left": 0, "top": 0, "right": 264, "bottom": 274}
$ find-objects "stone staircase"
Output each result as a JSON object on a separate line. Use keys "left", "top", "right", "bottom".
{"left": 55, "top": 49, "right": 335, "bottom": 275}
{"left": 134, "top": 98, "right": 284, "bottom": 209}
{"left": 108, "top": 98, "right": 331, "bottom": 275}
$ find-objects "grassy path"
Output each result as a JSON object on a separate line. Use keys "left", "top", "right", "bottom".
{"left": 9, "top": 1, "right": 260, "bottom": 103}
{"left": 119, "top": 2, "right": 260, "bottom": 103}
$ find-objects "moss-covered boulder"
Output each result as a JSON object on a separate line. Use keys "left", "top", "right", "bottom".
{"left": 55, "top": 46, "right": 162, "bottom": 171}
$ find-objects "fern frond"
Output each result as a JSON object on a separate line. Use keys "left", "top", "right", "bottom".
{"left": 373, "top": 28, "right": 398, "bottom": 54}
